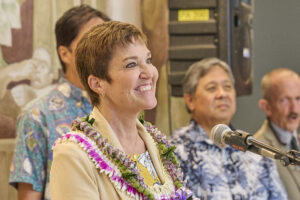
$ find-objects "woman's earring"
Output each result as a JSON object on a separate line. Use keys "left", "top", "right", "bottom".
{"left": 100, "top": 92, "right": 105, "bottom": 99}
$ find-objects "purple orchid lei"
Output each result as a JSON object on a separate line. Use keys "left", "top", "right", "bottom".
{"left": 53, "top": 115, "right": 194, "bottom": 200}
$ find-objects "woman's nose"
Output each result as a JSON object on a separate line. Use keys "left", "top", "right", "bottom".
{"left": 140, "top": 65, "right": 153, "bottom": 79}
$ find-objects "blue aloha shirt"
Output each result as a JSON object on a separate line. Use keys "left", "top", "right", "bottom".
{"left": 171, "top": 119, "right": 288, "bottom": 200}
{"left": 9, "top": 78, "right": 92, "bottom": 200}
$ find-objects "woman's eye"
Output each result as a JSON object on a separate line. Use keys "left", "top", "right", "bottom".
{"left": 146, "top": 57, "right": 152, "bottom": 64}
{"left": 126, "top": 62, "right": 137, "bottom": 68}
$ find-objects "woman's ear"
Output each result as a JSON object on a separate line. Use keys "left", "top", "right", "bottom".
{"left": 88, "top": 75, "right": 104, "bottom": 95}
{"left": 184, "top": 93, "right": 195, "bottom": 112}
{"left": 258, "top": 99, "right": 272, "bottom": 116}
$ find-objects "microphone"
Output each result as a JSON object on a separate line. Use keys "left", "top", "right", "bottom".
{"left": 210, "top": 124, "right": 300, "bottom": 166}
{"left": 211, "top": 124, "right": 279, "bottom": 160}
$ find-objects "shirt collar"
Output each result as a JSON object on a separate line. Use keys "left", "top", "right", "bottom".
{"left": 189, "top": 119, "right": 237, "bottom": 148}
{"left": 188, "top": 119, "right": 216, "bottom": 145}
{"left": 57, "top": 77, "right": 89, "bottom": 102}
{"left": 269, "top": 120, "right": 294, "bottom": 146}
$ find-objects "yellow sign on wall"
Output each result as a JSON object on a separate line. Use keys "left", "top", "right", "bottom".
{"left": 178, "top": 9, "right": 210, "bottom": 22}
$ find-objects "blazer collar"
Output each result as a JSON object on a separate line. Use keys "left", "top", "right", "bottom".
{"left": 262, "top": 120, "right": 287, "bottom": 152}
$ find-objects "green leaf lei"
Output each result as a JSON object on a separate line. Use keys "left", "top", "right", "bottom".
{"left": 74, "top": 114, "right": 186, "bottom": 199}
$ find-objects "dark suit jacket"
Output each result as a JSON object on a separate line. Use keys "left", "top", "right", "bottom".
{"left": 254, "top": 120, "right": 300, "bottom": 200}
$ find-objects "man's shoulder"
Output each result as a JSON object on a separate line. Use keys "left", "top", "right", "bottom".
{"left": 171, "top": 124, "right": 192, "bottom": 145}
{"left": 171, "top": 121, "right": 207, "bottom": 150}
{"left": 21, "top": 88, "right": 58, "bottom": 112}
{"left": 22, "top": 80, "right": 75, "bottom": 113}
{"left": 172, "top": 121, "right": 195, "bottom": 137}
{"left": 253, "top": 120, "right": 279, "bottom": 147}
{"left": 254, "top": 120, "right": 270, "bottom": 137}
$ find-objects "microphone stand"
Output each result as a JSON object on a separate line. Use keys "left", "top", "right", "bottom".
{"left": 246, "top": 136, "right": 300, "bottom": 166}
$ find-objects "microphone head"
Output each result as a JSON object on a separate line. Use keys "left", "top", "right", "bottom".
{"left": 210, "top": 124, "right": 231, "bottom": 146}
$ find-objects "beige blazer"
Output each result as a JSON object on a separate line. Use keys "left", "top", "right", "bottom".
{"left": 50, "top": 107, "right": 174, "bottom": 200}
{"left": 254, "top": 120, "right": 300, "bottom": 200}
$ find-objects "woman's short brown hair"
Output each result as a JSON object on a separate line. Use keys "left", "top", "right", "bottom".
{"left": 75, "top": 21, "right": 147, "bottom": 106}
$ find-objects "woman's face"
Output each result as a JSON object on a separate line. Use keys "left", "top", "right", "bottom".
{"left": 102, "top": 40, "right": 158, "bottom": 113}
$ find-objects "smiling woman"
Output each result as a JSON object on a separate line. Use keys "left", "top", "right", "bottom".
{"left": 50, "top": 21, "right": 197, "bottom": 200}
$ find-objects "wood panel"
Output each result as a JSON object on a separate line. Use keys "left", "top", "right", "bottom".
{"left": 0, "top": 139, "right": 17, "bottom": 200}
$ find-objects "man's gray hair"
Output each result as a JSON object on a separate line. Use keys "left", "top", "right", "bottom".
{"left": 182, "top": 57, "right": 235, "bottom": 95}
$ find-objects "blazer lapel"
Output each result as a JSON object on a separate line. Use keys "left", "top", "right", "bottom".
{"left": 137, "top": 120, "right": 165, "bottom": 184}
{"left": 263, "top": 121, "right": 287, "bottom": 152}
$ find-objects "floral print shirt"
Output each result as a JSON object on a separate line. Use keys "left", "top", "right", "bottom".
{"left": 9, "top": 78, "right": 92, "bottom": 199}
{"left": 171, "top": 119, "right": 287, "bottom": 200}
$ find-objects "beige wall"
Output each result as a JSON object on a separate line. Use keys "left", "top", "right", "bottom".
{"left": 0, "top": 139, "right": 16, "bottom": 200}
{"left": 105, "top": 0, "right": 141, "bottom": 27}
